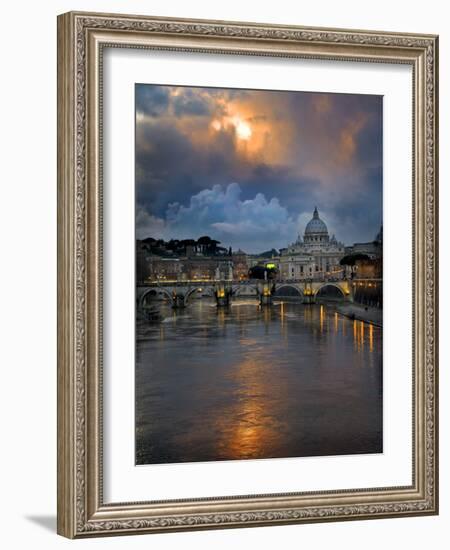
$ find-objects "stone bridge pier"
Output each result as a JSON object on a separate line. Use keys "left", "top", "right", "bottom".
{"left": 214, "top": 283, "right": 233, "bottom": 307}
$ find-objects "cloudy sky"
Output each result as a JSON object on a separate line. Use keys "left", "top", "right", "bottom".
{"left": 135, "top": 84, "right": 382, "bottom": 253}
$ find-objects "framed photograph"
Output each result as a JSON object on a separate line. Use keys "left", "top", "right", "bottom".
{"left": 57, "top": 11, "right": 439, "bottom": 538}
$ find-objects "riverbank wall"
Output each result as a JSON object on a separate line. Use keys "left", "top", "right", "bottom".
{"left": 334, "top": 303, "right": 382, "bottom": 327}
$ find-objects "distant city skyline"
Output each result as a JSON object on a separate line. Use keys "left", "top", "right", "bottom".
{"left": 136, "top": 84, "right": 383, "bottom": 253}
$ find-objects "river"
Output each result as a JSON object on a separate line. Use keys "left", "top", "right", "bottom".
{"left": 136, "top": 299, "right": 382, "bottom": 465}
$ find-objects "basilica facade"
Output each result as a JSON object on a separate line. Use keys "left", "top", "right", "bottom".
{"left": 279, "top": 207, "right": 346, "bottom": 280}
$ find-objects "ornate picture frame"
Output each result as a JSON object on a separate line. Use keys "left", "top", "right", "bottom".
{"left": 57, "top": 11, "right": 438, "bottom": 538}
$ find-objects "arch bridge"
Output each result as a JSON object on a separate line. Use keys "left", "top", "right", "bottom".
{"left": 137, "top": 279, "right": 352, "bottom": 309}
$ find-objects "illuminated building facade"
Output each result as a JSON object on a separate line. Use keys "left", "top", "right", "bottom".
{"left": 279, "top": 207, "right": 346, "bottom": 280}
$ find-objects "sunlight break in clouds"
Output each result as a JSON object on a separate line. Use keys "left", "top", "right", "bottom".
{"left": 135, "top": 84, "right": 383, "bottom": 248}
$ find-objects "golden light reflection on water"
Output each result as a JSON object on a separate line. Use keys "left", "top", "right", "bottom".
{"left": 303, "top": 306, "right": 312, "bottom": 323}
{"left": 346, "top": 316, "right": 377, "bottom": 355}
{"left": 263, "top": 306, "right": 270, "bottom": 323}
{"left": 217, "top": 308, "right": 226, "bottom": 327}
{"left": 137, "top": 301, "right": 383, "bottom": 464}
{"left": 214, "top": 354, "right": 281, "bottom": 459}
{"left": 212, "top": 308, "right": 378, "bottom": 460}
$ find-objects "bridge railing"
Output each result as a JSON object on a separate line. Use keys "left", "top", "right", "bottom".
{"left": 138, "top": 275, "right": 350, "bottom": 287}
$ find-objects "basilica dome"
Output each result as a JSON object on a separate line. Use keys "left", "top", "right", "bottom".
{"left": 304, "top": 207, "right": 328, "bottom": 236}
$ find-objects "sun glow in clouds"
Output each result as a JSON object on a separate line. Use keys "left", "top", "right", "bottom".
{"left": 135, "top": 83, "right": 383, "bottom": 248}
{"left": 211, "top": 115, "right": 252, "bottom": 141}
{"left": 234, "top": 117, "right": 252, "bottom": 140}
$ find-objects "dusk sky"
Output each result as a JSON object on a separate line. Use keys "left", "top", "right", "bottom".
{"left": 135, "top": 84, "right": 382, "bottom": 253}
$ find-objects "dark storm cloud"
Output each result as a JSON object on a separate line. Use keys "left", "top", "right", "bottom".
{"left": 136, "top": 117, "right": 238, "bottom": 214}
{"left": 244, "top": 163, "right": 321, "bottom": 213}
{"left": 172, "top": 89, "right": 212, "bottom": 116}
{"left": 135, "top": 84, "right": 383, "bottom": 251}
{"left": 136, "top": 85, "right": 170, "bottom": 117}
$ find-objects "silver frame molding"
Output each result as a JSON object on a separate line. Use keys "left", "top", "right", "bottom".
{"left": 57, "top": 11, "right": 439, "bottom": 538}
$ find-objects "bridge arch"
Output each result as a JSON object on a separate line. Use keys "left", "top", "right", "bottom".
{"left": 273, "top": 284, "right": 303, "bottom": 297}
{"left": 184, "top": 285, "right": 215, "bottom": 304}
{"left": 232, "top": 284, "right": 258, "bottom": 297}
{"left": 314, "top": 283, "right": 346, "bottom": 299}
{"left": 139, "top": 287, "right": 174, "bottom": 308}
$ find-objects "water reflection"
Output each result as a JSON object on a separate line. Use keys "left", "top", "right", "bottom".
{"left": 136, "top": 300, "right": 382, "bottom": 465}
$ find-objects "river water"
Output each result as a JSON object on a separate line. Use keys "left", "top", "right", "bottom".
{"left": 136, "top": 299, "right": 382, "bottom": 465}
